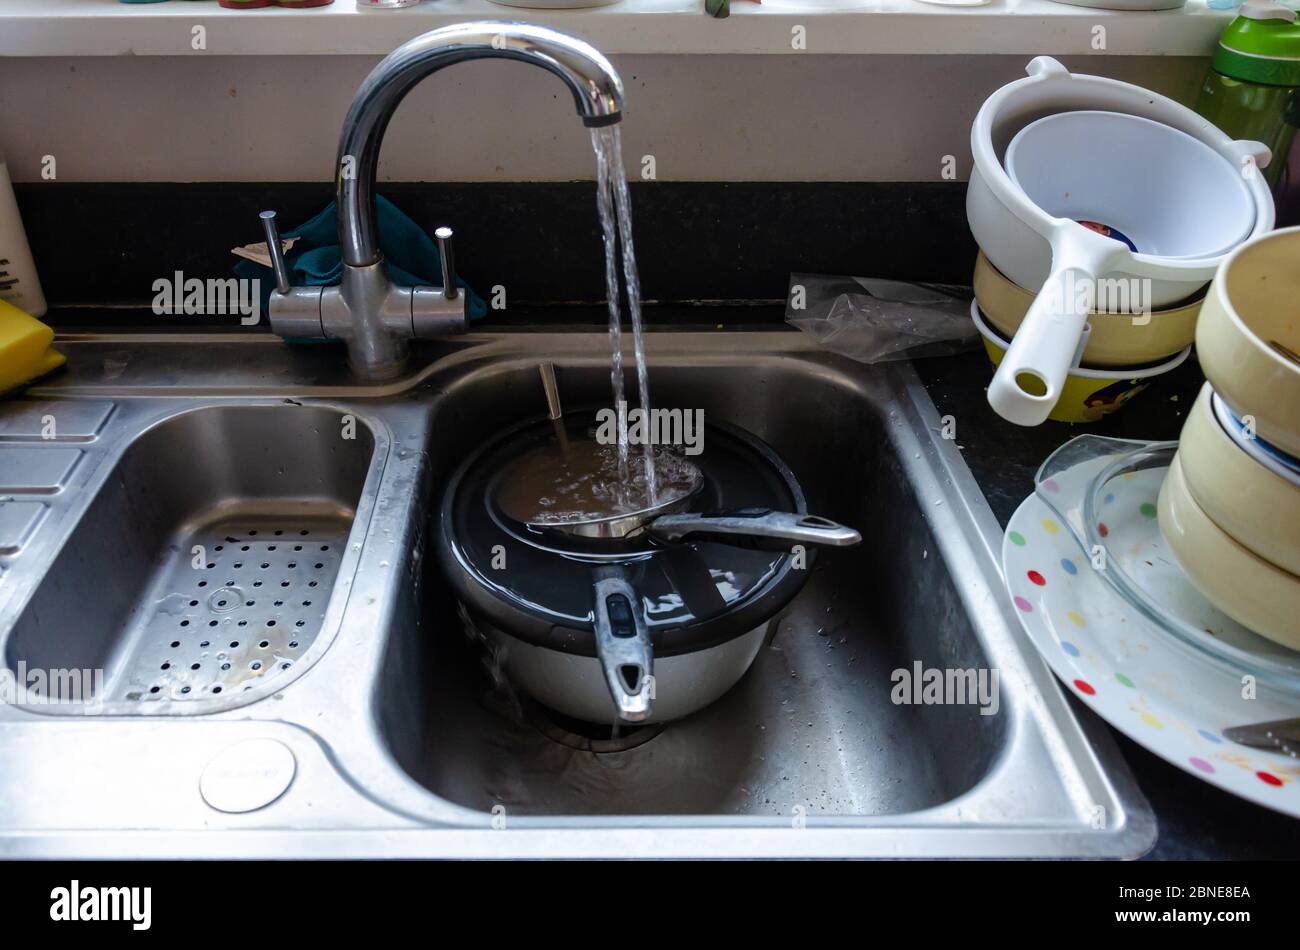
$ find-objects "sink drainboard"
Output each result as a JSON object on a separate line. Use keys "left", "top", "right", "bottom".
{"left": 116, "top": 514, "right": 348, "bottom": 703}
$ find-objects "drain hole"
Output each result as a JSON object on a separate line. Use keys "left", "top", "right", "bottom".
{"left": 259, "top": 640, "right": 269, "bottom": 648}
{"left": 180, "top": 686, "right": 191, "bottom": 694}
{"left": 180, "top": 620, "right": 190, "bottom": 627}
{"left": 212, "top": 686, "right": 223, "bottom": 694}
{"left": 160, "top": 662, "right": 170, "bottom": 670}
{"left": 170, "top": 640, "right": 180, "bottom": 648}
{"left": 523, "top": 698, "right": 663, "bottom": 753}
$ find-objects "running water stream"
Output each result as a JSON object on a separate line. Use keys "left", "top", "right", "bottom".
{"left": 592, "top": 125, "right": 657, "bottom": 505}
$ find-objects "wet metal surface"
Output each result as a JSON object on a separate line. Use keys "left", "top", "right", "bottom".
{"left": 0, "top": 331, "right": 1153, "bottom": 858}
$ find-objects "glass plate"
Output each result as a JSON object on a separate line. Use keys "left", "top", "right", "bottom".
{"left": 1034, "top": 435, "right": 1300, "bottom": 695}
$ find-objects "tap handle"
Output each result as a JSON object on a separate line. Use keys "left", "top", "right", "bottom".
{"left": 259, "top": 210, "right": 292, "bottom": 294}
{"left": 434, "top": 226, "right": 459, "bottom": 301}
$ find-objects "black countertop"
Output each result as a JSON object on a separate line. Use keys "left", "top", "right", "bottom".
{"left": 915, "top": 350, "right": 1300, "bottom": 860}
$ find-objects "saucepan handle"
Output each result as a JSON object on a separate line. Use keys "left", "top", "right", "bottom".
{"left": 591, "top": 571, "right": 654, "bottom": 723}
{"left": 647, "top": 508, "right": 862, "bottom": 549}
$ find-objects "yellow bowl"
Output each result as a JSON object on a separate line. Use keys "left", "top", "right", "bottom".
{"left": 1175, "top": 382, "right": 1300, "bottom": 576}
{"left": 1196, "top": 226, "right": 1300, "bottom": 459}
{"left": 973, "top": 251, "right": 1202, "bottom": 368}
{"left": 970, "top": 300, "right": 1190, "bottom": 424}
{"left": 1158, "top": 455, "right": 1300, "bottom": 651}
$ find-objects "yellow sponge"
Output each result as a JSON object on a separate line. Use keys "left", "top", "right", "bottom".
{"left": 0, "top": 297, "right": 64, "bottom": 394}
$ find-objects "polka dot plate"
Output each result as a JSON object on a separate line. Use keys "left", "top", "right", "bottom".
{"left": 1004, "top": 456, "right": 1300, "bottom": 817}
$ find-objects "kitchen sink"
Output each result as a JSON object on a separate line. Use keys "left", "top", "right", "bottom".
{"left": 396, "top": 357, "right": 1003, "bottom": 817}
{"left": 3, "top": 404, "right": 376, "bottom": 713}
{"left": 0, "top": 330, "right": 1153, "bottom": 858}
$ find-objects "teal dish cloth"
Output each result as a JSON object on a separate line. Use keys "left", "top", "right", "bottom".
{"left": 235, "top": 195, "right": 486, "bottom": 330}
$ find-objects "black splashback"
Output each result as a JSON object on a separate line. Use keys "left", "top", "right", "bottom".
{"left": 16, "top": 181, "right": 974, "bottom": 319}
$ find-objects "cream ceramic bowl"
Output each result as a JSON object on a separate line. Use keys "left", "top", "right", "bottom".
{"left": 1158, "top": 455, "right": 1300, "bottom": 651}
{"left": 1197, "top": 225, "right": 1300, "bottom": 459}
{"left": 1175, "top": 382, "right": 1300, "bottom": 576}
{"left": 971, "top": 300, "right": 1190, "bottom": 423}
{"left": 973, "top": 251, "right": 1201, "bottom": 368}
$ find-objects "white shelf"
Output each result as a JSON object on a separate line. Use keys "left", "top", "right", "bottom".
{"left": 0, "top": 0, "right": 1233, "bottom": 57}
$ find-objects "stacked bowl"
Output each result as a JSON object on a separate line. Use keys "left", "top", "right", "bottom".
{"left": 1160, "top": 226, "right": 1300, "bottom": 651}
{"left": 967, "top": 57, "right": 1276, "bottom": 426}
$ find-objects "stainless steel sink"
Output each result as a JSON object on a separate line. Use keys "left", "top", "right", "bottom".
{"left": 4, "top": 404, "right": 377, "bottom": 713}
{"left": 0, "top": 330, "right": 1154, "bottom": 858}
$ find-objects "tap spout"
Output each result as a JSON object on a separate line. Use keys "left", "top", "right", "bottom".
{"left": 337, "top": 21, "right": 626, "bottom": 268}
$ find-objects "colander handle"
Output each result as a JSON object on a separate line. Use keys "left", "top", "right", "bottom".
{"left": 591, "top": 571, "right": 654, "bottom": 723}
{"left": 987, "top": 225, "right": 1124, "bottom": 427}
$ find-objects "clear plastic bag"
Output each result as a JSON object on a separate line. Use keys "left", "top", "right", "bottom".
{"left": 785, "top": 273, "right": 979, "bottom": 364}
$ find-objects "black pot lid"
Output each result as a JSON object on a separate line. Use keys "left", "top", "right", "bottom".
{"left": 437, "top": 412, "right": 814, "bottom": 657}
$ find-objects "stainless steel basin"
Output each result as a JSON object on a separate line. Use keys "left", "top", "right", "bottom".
{"left": 400, "top": 359, "right": 1002, "bottom": 816}
{"left": 1, "top": 402, "right": 379, "bottom": 714}
{"left": 0, "top": 331, "right": 1154, "bottom": 858}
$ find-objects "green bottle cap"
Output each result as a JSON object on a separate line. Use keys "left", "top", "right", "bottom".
{"left": 1213, "top": 0, "right": 1300, "bottom": 86}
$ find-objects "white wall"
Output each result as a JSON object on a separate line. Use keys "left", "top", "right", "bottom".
{"left": 0, "top": 54, "right": 1207, "bottom": 182}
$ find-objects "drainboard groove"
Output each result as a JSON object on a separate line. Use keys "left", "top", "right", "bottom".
{"left": 118, "top": 516, "right": 347, "bottom": 703}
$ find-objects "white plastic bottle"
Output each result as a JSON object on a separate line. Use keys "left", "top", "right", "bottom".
{"left": 0, "top": 149, "right": 47, "bottom": 318}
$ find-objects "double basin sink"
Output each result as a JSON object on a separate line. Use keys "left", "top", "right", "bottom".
{"left": 0, "top": 328, "right": 1153, "bottom": 857}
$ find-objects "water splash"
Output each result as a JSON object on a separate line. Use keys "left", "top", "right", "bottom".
{"left": 592, "top": 124, "right": 657, "bottom": 504}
